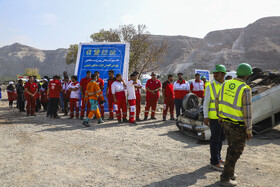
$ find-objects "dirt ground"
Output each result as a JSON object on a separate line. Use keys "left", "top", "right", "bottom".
{"left": 0, "top": 92, "right": 280, "bottom": 187}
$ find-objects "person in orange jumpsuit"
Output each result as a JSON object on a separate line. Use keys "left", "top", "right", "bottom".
{"left": 82, "top": 73, "right": 106, "bottom": 127}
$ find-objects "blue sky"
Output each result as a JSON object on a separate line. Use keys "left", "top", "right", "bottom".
{"left": 0, "top": 0, "right": 280, "bottom": 50}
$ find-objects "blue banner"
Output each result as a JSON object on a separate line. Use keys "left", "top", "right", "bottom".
{"left": 75, "top": 43, "right": 129, "bottom": 112}
{"left": 195, "top": 69, "right": 210, "bottom": 81}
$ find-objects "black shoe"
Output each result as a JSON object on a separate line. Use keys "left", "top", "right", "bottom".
{"left": 46, "top": 114, "right": 49, "bottom": 117}
{"left": 108, "top": 117, "right": 114, "bottom": 120}
{"left": 82, "top": 121, "right": 90, "bottom": 127}
{"left": 170, "top": 117, "right": 175, "bottom": 121}
{"left": 98, "top": 120, "right": 104, "bottom": 124}
{"left": 144, "top": 116, "right": 148, "bottom": 121}
{"left": 118, "top": 120, "right": 122, "bottom": 123}
{"left": 31, "top": 114, "right": 36, "bottom": 116}
{"left": 80, "top": 116, "right": 84, "bottom": 120}
{"left": 63, "top": 113, "right": 68, "bottom": 116}
{"left": 76, "top": 116, "right": 79, "bottom": 119}
{"left": 53, "top": 116, "right": 60, "bottom": 119}
{"left": 27, "top": 113, "right": 30, "bottom": 117}
{"left": 123, "top": 118, "right": 128, "bottom": 123}
{"left": 162, "top": 117, "right": 167, "bottom": 121}
{"left": 129, "top": 122, "right": 137, "bottom": 125}
{"left": 68, "top": 117, "right": 73, "bottom": 119}
{"left": 150, "top": 116, "right": 157, "bottom": 120}
{"left": 136, "top": 118, "right": 142, "bottom": 121}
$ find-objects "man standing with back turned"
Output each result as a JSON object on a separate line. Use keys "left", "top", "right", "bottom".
{"left": 203, "top": 65, "right": 227, "bottom": 171}
{"left": 216, "top": 63, "right": 253, "bottom": 187}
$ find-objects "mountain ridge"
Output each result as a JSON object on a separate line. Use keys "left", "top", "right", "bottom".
{"left": 1, "top": 16, "right": 280, "bottom": 78}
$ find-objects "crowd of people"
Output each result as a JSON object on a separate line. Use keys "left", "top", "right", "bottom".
{"left": 5, "top": 62, "right": 254, "bottom": 186}
{"left": 6, "top": 69, "right": 214, "bottom": 126}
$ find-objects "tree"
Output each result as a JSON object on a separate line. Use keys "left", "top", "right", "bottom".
{"left": 90, "top": 24, "right": 168, "bottom": 77}
{"left": 66, "top": 44, "right": 78, "bottom": 65}
{"left": 23, "top": 68, "right": 41, "bottom": 79}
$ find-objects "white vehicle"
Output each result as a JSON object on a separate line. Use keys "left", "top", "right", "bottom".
{"left": 140, "top": 74, "right": 152, "bottom": 91}
{"left": 176, "top": 69, "right": 280, "bottom": 140}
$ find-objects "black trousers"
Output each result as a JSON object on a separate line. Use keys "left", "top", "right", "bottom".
{"left": 18, "top": 100, "right": 25, "bottom": 111}
{"left": 35, "top": 98, "right": 41, "bottom": 112}
{"left": 210, "top": 119, "right": 226, "bottom": 165}
{"left": 174, "top": 98, "right": 185, "bottom": 118}
{"left": 49, "top": 98, "right": 59, "bottom": 117}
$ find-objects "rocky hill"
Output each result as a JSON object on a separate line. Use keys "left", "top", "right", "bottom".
{"left": 1, "top": 16, "right": 280, "bottom": 78}
{"left": 177, "top": 16, "right": 280, "bottom": 75}
{"left": 0, "top": 43, "right": 75, "bottom": 77}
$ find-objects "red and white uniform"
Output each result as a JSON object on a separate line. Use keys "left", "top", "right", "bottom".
{"left": 80, "top": 77, "right": 92, "bottom": 117}
{"left": 162, "top": 80, "right": 175, "bottom": 118}
{"left": 62, "top": 80, "right": 71, "bottom": 99}
{"left": 67, "top": 82, "right": 80, "bottom": 118}
{"left": 190, "top": 80, "right": 205, "bottom": 98}
{"left": 127, "top": 80, "right": 137, "bottom": 123}
{"left": 174, "top": 80, "right": 190, "bottom": 99}
{"left": 135, "top": 80, "right": 142, "bottom": 119}
{"left": 7, "top": 86, "right": 16, "bottom": 102}
{"left": 111, "top": 81, "right": 127, "bottom": 121}
{"left": 25, "top": 81, "right": 38, "bottom": 115}
{"left": 145, "top": 79, "right": 161, "bottom": 118}
{"left": 107, "top": 77, "right": 116, "bottom": 118}
{"left": 96, "top": 77, "right": 105, "bottom": 118}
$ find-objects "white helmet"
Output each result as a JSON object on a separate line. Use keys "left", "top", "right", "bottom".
{"left": 9, "top": 81, "right": 14, "bottom": 85}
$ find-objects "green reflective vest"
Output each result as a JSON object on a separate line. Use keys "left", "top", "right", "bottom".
{"left": 204, "top": 81, "right": 210, "bottom": 97}
{"left": 208, "top": 81, "right": 221, "bottom": 119}
{"left": 218, "top": 79, "right": 251, "bottom": 122}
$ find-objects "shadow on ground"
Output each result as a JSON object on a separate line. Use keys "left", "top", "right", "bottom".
{"left": 144, "top": 165, "right": 219, "bottom": 187}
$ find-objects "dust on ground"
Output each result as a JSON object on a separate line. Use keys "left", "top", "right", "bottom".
{"left": 0, "top": 92, "right": 280, "bottom": 187}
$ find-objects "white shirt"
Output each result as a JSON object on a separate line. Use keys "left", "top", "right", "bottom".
{"left": 111, "top": 81, "right": 125, "bottom": 94}
{"left": 127, "top": 80, "right": 136, "bottom": 100}
{"left": 174, "top": 81, "right": 190, "bottom": 91}
{"left": 192, "top": 80, "right": 204, "bottom": 91}
{"left": 67, "top": 82, "right": 80, "bottom": 99}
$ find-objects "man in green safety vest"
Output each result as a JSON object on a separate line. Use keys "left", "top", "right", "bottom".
{"left": 216, "top": 63, "right": 253, "bottom": 187}
{"left": 203, "top": 65, "right": 227, "bottom": 171}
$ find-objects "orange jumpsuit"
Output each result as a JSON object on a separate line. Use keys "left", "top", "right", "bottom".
{"left": 84, "top": 80, "right": 105, "bottom": 120}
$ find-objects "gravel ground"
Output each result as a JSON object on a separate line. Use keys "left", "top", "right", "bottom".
{"left": 0, "top": 92, "right": 280, "bottom": 187}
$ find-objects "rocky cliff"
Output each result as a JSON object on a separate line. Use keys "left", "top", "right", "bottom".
{"left": 181, "top": 17, "right": 280, "bottom": 75}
